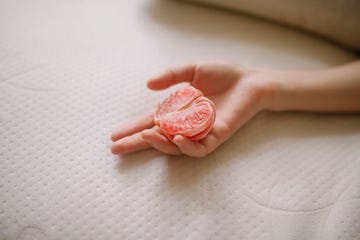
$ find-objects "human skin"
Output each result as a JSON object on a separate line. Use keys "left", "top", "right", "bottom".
{"left": 111, "top": 61, "right": 360, "bottom": 157}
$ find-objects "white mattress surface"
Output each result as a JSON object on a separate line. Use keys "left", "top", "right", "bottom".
{"left": 0, "top": 0, "right": 360, "bottom": 239}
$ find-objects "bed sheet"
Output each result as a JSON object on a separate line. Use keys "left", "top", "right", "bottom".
{"left": 0, "top": 0, "right": 359, "bottom": 239}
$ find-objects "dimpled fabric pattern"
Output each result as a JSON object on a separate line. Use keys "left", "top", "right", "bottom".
{"left": 0, "top": 0, "right": 360, "bottom": 240}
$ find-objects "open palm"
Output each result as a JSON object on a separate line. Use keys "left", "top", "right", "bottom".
{"left": 111, "top": 62, "right": 269, "bottom": 157}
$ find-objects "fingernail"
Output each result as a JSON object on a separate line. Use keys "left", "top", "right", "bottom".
{"left": 173, "top": 135, "right": 183, "bottom": 143}
{"left": 111, "top": 131, "right": 121, "bottom": 141}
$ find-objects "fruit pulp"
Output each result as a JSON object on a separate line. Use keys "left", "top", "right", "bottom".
{"left": 154, "top": 86, "right": 216, "bottom": 141}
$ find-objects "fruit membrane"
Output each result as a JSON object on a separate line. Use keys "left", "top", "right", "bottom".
{"left": 154, "top": 86, "right": 216, "bottom": 141}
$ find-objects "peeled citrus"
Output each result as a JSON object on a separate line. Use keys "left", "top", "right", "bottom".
{"left": 154, "top": 86, "right": 216, "bottom": 141}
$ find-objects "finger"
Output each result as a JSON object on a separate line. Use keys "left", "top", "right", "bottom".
{"left": 141, "top": 128, "right": 181, "bottom": 155}
{"left": 199, "top": 133, "right": 221, "bottom": 153}
{"left": 173, "top": 135, "right": 208, "bottom": 158}
{"left": 111, "top": 132, "right": 151, "bottom": 155}
{"left": 111, "top": 112, "right": 154, "bottom": 141}
{"left": 147, "top": 64, "right": 196, "bottom": 90}
{"left": 200, "top": 120, "right": 231, "bottom": 149}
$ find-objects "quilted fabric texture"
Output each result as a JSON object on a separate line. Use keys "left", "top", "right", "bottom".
{"left": 0, "top": 0, "right": 359, "bottom": 239}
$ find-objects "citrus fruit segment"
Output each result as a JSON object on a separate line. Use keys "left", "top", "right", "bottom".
{"left": 154, "top": 86, "right": 216, "bottom": 141}
{"left": 154, "top": 85, "right": 203, "bottom": 125}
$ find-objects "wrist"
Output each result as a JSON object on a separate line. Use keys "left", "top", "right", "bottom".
{"left": 260, "top": 68, "right": 330, "bottom": 112}
{"left": 252, "top": 68, "right": 310, "bottom": 112}
{"left": 241, "top": 68, "right": 280, "bottom": 112}
{"left": 261, "top": 70, "right": 292, "bottom": 112}
{"left": 245, "top": 62, "right": 360, "bottom": 113}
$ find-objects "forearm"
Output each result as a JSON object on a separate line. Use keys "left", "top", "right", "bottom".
{"left": 266, "top": 61, "right": 360, "bottom": 112}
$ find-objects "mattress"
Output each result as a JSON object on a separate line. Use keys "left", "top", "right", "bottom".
{"left": 0, "top": 0, "right": 359, "bottom": 239}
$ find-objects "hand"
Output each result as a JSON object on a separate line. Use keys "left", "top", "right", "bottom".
{"left": 111, "top": 61, "right": 273, "bottom": 157}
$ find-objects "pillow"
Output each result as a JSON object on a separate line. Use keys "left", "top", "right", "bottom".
{"left": 185, "top": 0, "right": 360, "bottom": 51}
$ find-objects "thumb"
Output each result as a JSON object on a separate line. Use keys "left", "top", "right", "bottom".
{"left": 147, "top": 64, "right": 196, "bottom": 90}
